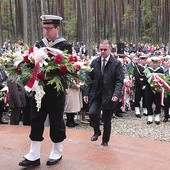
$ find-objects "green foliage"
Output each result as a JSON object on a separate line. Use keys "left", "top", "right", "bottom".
{"left": 123, "top": 4, "right": 133, "bottom": 23}
{"left": 141, "top": 24, "right": 156, "bottom": 43}
{"left": 1, "top": 0, "right": 169, "bottom": 45}
{"left": 63, "top": 18, "right": 77, "bottom": 41}
{"left": 47, "top": 76, "right": 64, "bottom": 92}
{"left": 140, "top": 0, "right": 157, "bottom": 43}
{"left": 127, "top": 67, "right": 134, "bottom": 77}
{"left": 6, "top": 62, "right": 32, "bottom": 85}
{"left": 63, "top": 0, "right": 77, "bottom": 41}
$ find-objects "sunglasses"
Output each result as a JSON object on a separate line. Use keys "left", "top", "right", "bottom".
{"left": 43, "top": 27, "right": 56, "bottom": 31}
{"left": 99, "top": 48, "right": 109, "bottom": 52}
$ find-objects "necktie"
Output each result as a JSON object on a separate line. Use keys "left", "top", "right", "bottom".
{"left": 101, "top": 59, "right": 106, "bottom": 75}
{"left": 0, "top": 71, "right": 3, "bottom": 80}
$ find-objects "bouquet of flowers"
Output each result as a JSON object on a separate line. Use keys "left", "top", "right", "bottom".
{"left": 143, "top": 67, "right": 170, "bottom": 105}
{"left": 2, "top": 45, "right": 92, "bottom": 110}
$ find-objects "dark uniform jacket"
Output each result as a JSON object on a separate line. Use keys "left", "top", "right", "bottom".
{"left": 133, "top": 64, "right": 147, "bottom": 89}
{"left": 35, "top": 37, "right": 72, "bottom": 93}
{"left": 145, "top": 66, "right": 164, "bottom": 91}
{"left": 35, "top": 37, "right": 72, "bottom": 54}
{"left": 164, "top": 67, "right": 170, "bottom": 76}
{"left": 84, "top": 55, "right": 124, "bottom": 110}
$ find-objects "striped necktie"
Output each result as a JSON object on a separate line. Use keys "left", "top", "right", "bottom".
{"left": 101, "top": 59, "right": 106, "bottom": 75}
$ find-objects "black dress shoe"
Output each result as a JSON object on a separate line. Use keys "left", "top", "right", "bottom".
{"left": 155, "top": 121, "right": 160, "bottom": 125}
{"left": 163, "top": 118, "right": 168, "bottom": 122}
{"left": 91, "top": 132, "right": 101, "bottom": 141}
{"left": 147, "top": 121, "right": 153, "bottom": 125}
{"left": 143, "top": 113, "right": 148, "bottom": 116}
{"left": 18, "top": 158, "right": 40, "bottom": 167}
{"left": 115, "top": 112, "right": 123, "bottom": 117}
{"left": 73, "top": 122, "right": 79, "bottom": 126}
{"left": 101, "top": 142, "right": 108, "bottom": 146}
{"left": 136, "top": 114, "right": 141, "bottom": 118}
{"left": 46, "top": 156, "right": 62, "bottom": 166}
{"left": 0, "top": 120, "right": 8, "bottom": 124}
{"left": 66, "top": 123, "right": 75, "bottom": 127}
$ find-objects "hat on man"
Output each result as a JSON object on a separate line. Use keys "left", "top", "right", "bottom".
{"left": 40, "top": 15, "right": 63, "bottom": 25}
{"left": 154, "top": 50, "right": 161, "bottom": 56}
{"left": 129, "top": 52, "right": 136, "bottom": 59}
{"left": 150, "top": 56, "right": 160, "bottom": 62}
{"left": 139, "top": 54, "right": 148, "bottom": 59}
{"left": 164, "top": 55, "right": 170, "bottom": 61}
{"left": 118, "top": 54, "right": 126, "bottom": 58}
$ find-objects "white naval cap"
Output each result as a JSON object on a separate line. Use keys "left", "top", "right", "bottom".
{"left": 40, "top": 15, "right": 63, "bottom": 25}
{"left": 150, "top": 56, "right": 160, "bottom": 62}
{"left": 139, "top": 54, "right": 148, "bottom": 59}
{"left": 164, "top": 55, "right": 170, "bottom": 61}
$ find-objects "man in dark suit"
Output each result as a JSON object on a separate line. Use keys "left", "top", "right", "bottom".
{"left": 81, "top": 44, "right": 88, "bottom": 57}
{"left": 7, "top": 77, "right": 26, "bottom": 125}
{"left": 19, "top": 15, "right": 72, "bottom": 167}
{"left": 0, "top": 68, "right": 8, "bottom": 124}
{"left": 84, "top": 40, "right": 124, "bottom": 146}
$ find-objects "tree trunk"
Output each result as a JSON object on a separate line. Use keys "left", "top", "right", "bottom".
{"left": 22, "top": 0, "right": 28, "bottom": 44}
{"left": 76, "top": 0, "right": 83, "bottom": 42}
{"left": 0, "top": 0, "right": 2, "bottom": 44}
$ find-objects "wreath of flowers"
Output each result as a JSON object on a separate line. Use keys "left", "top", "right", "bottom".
{"left": 1, "top": 45, "right": 92, "bottom": 110}
{"left": 144, "top": 67, "right": 170, "bottom": 105}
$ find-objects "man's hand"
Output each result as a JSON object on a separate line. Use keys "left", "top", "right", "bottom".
{"left": 83, "top": 96, "right": 88, "bottom": 104}
{"left": 111, "top": 96, "right": 118, "bottom": 102}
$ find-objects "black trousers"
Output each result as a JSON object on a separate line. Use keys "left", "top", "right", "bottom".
{"left": 134, "top": 85, "right": 147, "bottom": 108}
{"left": 145, "top": 87, "right": 161, "bottom": 115}
{"left": 10, "top": 107, "right": 22, "bottom": 125}
{"left": 88, "top": 94, "right": 113, "bottom": 143}
{"left": 22, "top": 95, "right": 31, "bottom": 126}
{"left": 29, "top": 87, "right": 66, "bottom": 143}
{"left": 164, "top": 96, "right": 170, "bottom": 118}
{"left": 0, "top": 100, "right": 4, "bottom": 122}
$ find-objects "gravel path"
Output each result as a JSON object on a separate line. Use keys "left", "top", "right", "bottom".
{"left": 73, "top": 111, "right": 170, "bottom": 142}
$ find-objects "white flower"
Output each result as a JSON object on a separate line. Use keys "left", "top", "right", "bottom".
{"left": 13, "top": 51, "right": 23, "bottom": 67}
{"left": 25, "top": 80, "right": 45, "bottom": 111}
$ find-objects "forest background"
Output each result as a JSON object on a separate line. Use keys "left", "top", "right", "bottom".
{"left": 0, "top": 0, "right": 170, "bottom": 55}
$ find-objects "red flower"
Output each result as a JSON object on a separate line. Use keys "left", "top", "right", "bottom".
{"left": 68, "top": 56, "right": 74, "bottom": 63}
{"left": 68, "top": 56, "right": 78, "bottom": 63}
{"left": 24, "top": 55, "right": 30, "bottom": 63}
{"left": 74, "top": 64, "right": 81, "bottom": 72}
{"left": 15, "top": 65, "right": 21, "bottom": 72}
{"left": 59, "top": 65, "right": 68, "bottom": 73}
{"left": 73, "top": 56, "right": 78, "bottom": 62}
{"left": 47, "top": 48, "right": 54, "bottom": 57}
{"left": 47, "top": 52, "right": 54, "bottom": 58}
{"left": 28, "top": 47, "right": 34, "bottom": 54}
{"left": 54, "top": 54, "right": 63, "bottom": 64}
{"left": 37, "top": 72, "right": 45, "bottom": 80}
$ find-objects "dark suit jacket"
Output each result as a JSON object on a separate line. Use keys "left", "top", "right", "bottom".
{"left": 84, "top": 55, "right": 124, "bottom": 109}
{"left": 7, "top": 78, "right": 26, "bottom": 108}
{"left": 81, "top": 48, "right": 88, "bottom": 56}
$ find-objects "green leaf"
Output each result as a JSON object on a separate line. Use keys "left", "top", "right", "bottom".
{"left": 47, "top": 76, "right": 64, "bottom": 92}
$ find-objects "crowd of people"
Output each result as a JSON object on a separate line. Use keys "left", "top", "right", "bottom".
{"left": 1, "top": 34, "right": 170, "bottom": 127}
{"left": 1, "top": 35, "right": 169, "bottom": 127}
{"left": 0, "top": 14, "right": 170, "bottom": 168}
